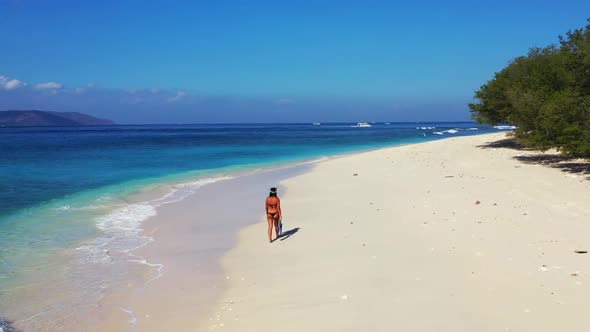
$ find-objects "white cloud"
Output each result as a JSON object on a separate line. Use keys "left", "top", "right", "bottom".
{"left": 0, "top": 75, "right": 27, "bottom": 90}
{"left": 168, "top": 91, "right": 187, "bottom": 102}
{"left": 4, "top": 79, "right": 26, "bottom": 90}
{"left": 35, "top": 81, "right": 63, "bottom": 90}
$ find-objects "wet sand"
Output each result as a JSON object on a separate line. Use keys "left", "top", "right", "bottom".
{"left": 86, "top": 164, "right": 310, "bottom": 331}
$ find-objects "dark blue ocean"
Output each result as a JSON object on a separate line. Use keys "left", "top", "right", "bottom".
{"left": 0, "top": 122, "right": 504, "bottom": 328}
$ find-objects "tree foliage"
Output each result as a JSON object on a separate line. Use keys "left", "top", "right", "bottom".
{"left": 469, "top": 19, "right": 590, "bottom": 156}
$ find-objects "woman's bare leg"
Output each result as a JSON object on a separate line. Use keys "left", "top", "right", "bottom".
{"left": 273, "top": 216, "right": 280, "bottom": 238}
{"left": 267, "top": 214, "right": 274, "bottom": 243}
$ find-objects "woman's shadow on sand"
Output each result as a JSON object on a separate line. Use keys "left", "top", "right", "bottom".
{"left": 279, "top": 227, "right": 300, "bottom": 241}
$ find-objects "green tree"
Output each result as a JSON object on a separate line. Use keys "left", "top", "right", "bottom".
{"left": 469, "top": 19, "right": 590, "bottom": 156}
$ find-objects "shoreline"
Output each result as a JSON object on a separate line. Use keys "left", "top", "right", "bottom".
{"left": 62, "top": 132, "right": 497, "bottom": 331}
{"left": 2, "top": 130, "right": 516, "bottom": 331}
{"left": 202, "top": 132, "right": 590, "bottom": 331}
{"left": 84, "top": 163, "right": 313, "bottom": 331}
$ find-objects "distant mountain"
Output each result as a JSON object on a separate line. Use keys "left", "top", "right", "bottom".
{"left": 0, "top": 110, "right": 114, "bottom": 127}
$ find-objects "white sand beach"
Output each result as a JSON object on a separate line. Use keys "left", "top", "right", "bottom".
{"left": 87, "top": 132, "right": 590, "bottom": 332}
{"left": 199, "top": 132, "right": 590, "bottom": 332}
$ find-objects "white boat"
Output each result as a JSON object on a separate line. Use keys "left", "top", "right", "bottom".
{"left": 356, "top": 122, "right": 372, "bottom": 128}
{"left": 312, "top": 122, "right": 321, "bottom": 125}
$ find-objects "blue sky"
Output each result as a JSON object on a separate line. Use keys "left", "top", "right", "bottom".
{"left": 1, "top": 0, "right": 589, "bottom": 123}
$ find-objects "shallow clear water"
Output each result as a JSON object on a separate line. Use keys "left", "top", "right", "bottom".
{"left": 0, "top": 122, "right": 502, "bottom": 328}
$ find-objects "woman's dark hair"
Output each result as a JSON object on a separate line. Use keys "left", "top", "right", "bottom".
{"left": 269, "top": 187, "right": 277, "bottom": 197}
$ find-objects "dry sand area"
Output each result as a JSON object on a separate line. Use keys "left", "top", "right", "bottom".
{"left": 202, "top": 132, "right": 590, "bottom": 332}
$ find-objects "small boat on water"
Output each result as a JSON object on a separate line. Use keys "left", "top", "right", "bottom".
{"left": 312, "top": 122, "right": 321, "bottom": 125}
{"left": 356, "top": 122, "right": 372, "bottom": 128}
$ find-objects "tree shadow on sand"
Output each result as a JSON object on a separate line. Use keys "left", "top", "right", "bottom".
{"left": 478, "top": 138, "right": 590, "bottom": 181}
{"left": 477, "top": 138, "right": 530, "bottom": 151}
{"left": 279, "top": 227, "right": 300, "bottom": 241}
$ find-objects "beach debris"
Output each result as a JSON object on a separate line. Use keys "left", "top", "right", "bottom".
{"left": 350, "top": 221, "right": 354, "bottom": 224}
{"left": 539, "top": 265, "right": 549, "bottom": 272}
{"left": 353, "top": 173, "right": 358, "bottom": 176}
{"left": 444, "top": 175, "right": 455, "bottom": 178}
{"left": 574, "top": 250, "right": 588, "bottom": 254}
{"left": 340, "top": 294, "right": 349, "bottom": 300}
{"left": 475, "top": 200, "right": 481, "bottom": 205}
{"left": 571, "top": 272, "right": 579, "bottom": 276}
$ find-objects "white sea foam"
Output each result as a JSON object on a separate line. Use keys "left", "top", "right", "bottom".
{"left": 444, "top": 129, "right": 459, "bottom": 134}
{"left": 127, "top": 254, "right": 164, "bottom": 286}
{"left": 433, "top": 131, "right": 444, "bottom": 135}
{"left": 466, "top": 127, "right": 479, "bottom": 131}
{"left": 494, "top": 125, "right": 517, "bottom": 130}
{"left": 68, "top": 175, "right": 235, "bottom": 327}
{"left": 294, "top": 156, "right": 330, "bottom": 166}
{"left": 95, "top": 204, "right": 156, "bottom": 233}
{"left": 54, "top": 205, "right": 72, "bottom": 211}
{"left": 417, "top": 126, "right": 436, "bottom": 130}
{"left": 76, "top": 175, "right": 233, "bottom": 272}
{"left": 120, "top": 308, "right": 137, "bottom": 327}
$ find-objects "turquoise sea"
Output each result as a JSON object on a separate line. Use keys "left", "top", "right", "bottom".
{"left": 0, "top": 122, "right": 504, "bottom": 329}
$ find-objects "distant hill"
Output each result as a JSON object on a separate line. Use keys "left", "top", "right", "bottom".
{"left": 0, "top": 110, "right": 114, "bottom": 127}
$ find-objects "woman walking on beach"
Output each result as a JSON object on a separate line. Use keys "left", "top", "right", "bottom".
{"left": 265, "top": 187, "right": 282, "bottom": 243}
